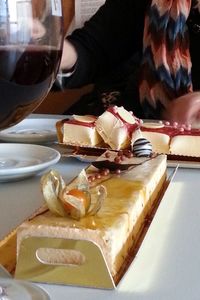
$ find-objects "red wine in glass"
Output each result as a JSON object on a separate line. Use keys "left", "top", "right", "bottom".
{"left": 0, "top": 0, "right": 64, "bottom": 130}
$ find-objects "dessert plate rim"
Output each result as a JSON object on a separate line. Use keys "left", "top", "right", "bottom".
{"left": 0, "top": 143, "right": 60, "bottom": 182}
{"left": 0, "top": 117, "right": 62, "bottom": 144}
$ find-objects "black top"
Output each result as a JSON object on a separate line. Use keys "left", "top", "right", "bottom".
{"left": 63, "top": 0, "right": 200, "bottom": 117}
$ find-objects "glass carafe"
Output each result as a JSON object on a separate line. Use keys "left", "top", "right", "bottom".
{"left": 0, "top": 0, "right": 64, "bottom": 129}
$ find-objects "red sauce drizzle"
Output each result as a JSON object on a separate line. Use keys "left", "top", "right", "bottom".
{"left": 141, "top": 124, "right": 200, "bottom": 137}
{"left": 63, "top": 118, "right": 96, "bottom": 128}
{"left": 107, "top": 106, "right": 140, "bottom": 136}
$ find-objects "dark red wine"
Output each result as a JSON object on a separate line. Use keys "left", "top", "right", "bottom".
{"left": 0, "top": 45, "right": 62, "bottom": 129}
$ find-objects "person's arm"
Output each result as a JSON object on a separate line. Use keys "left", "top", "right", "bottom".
{"left": 60, "top": 40, "right": 77, "bottom": 71}
{"left": 60, "top": 0, "right": 148, "bottom": 88}
{"left": 162, "top": 15, "right": 200, "bottom": 125}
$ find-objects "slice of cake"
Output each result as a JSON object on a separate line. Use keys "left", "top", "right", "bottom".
{"left": 16, "top": 150, "right": 167, "bottom": 280}
{"left": 140, "top": 121, "right": 200, "bottom": 157}
{"left": 95, "top": 106, "right": 141, "bottom": 150}
{"left": 170, "top": 129, "right": 200, "bottom": 157}
{"left": 140, "top": 122, "right": 171, "bottom": 154}
{"left": 56, "top": 115, "right": 102, "bottom": 147}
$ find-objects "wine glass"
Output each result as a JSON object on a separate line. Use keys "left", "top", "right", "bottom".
{"left": 0, "top": 0, "right": 64, "bottom": 130}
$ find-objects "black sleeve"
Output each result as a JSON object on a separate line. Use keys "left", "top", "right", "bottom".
{"left": 63, "top": 0, "right": 147, "bottom": 88}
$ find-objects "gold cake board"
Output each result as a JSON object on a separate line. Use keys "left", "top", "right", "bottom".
{"left": 15, "top": 237, "right": 115, "bottom": 289}
{"left": 0, "top": 229, "right": 17, "bottom": 275}
{"left": 0, "top": 205, "right": 47, "bottom": 275}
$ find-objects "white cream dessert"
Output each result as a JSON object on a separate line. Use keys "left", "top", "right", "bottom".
{"left": 139, "top": 122, "right": 170, "bottom": 154}
{"left": 56, "top": 115, "right": 102, "bottom": 147}
{"left": 95, "top": 106, "right": 141, "bottom": 150}
{"left": 170, "top": 134, "right": 200, "bottom": 157}
{"left": 17, "top": 150, "right": 167, "bottom": 278}
{"left": 56, "top": 106, "right": 200, "bottom": 158}
{"left": 140, "top": 121, "right": 200, "bottom": 157}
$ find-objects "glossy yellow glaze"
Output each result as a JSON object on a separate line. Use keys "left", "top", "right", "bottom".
{"left": 31, "top": 177, "right": 144, "bottom": 230}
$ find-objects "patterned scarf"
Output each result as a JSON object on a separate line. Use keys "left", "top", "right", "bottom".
{"left": 139, "top": 0, "right": 200, "bottom": 119}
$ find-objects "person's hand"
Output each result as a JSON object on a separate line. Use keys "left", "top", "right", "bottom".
{"left": 31, "top": 19, "right": 46, "bottom": 40}
{"left": 162, "top": 92, "right": 200, "bottom": 125}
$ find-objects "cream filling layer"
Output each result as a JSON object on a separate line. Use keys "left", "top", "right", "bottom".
{"left": 63, "top": 123, "right": 102, "bottom": 146}
{"left": 141, "top": 131, "right": 170, "bottom": 154}
{"left": 170, "top": 135, "right": 200, "bottom": 157}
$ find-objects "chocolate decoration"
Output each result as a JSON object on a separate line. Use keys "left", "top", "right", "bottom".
{"left": 92, "top": 160, "right": 139, "bottom": 171}
{"left": 132, "top": 138, "right": 153, "bottom": 157}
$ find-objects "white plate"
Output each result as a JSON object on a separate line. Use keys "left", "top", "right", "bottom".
{"left": 0, "top": 144, "right": 60, "bottom": 182}
{"left": 0, "top": 278, "right": 50, "bottom": 300}
{"left": 0, "top": 118, "right": 60, "bottom": 143}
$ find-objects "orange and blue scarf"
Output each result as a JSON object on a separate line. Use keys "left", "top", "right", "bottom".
{"left": 139, "top": 0, "right": 200, "bottom": 118}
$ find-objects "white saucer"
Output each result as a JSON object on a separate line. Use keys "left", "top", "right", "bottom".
{"left": 0, "top": 144, "right": 60, "bottom": 182}
{"left": 0, "top": 118, "right": 60, "bottom": 144}
{"left": 0, "top": 278, "right": 50, "bottom": 300}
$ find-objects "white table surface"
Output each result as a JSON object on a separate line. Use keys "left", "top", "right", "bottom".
{"left": 1, "top": 114, "right": 200, "bottom": 300}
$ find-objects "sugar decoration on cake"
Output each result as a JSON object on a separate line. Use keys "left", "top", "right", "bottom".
{"left": 41, "top": 169, "right": 106, "bottom": 220}
{"left": 132, "top": 138, "right": 153, "bottom": 157}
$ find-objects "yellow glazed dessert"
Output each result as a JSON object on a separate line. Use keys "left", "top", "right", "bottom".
{"left": 17, "top": 150, "right": 167, "bottom": 278}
